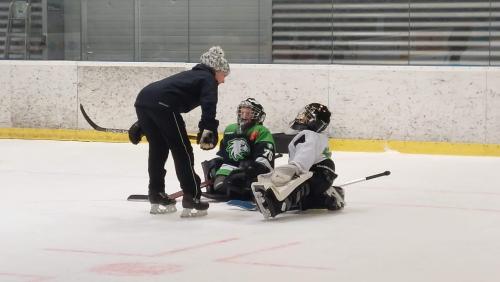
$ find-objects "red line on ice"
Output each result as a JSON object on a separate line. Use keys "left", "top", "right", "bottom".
{"left": 44, "top": 237, "right": 239, "bottom": 257}
{"left": 217, "top": 241, "right": 334, "bottom": 271}
{"left": 0, "top": 272, "right": 54, "bottom": 282}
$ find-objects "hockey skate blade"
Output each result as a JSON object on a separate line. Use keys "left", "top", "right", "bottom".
{"left": 180, "top": 208, "right": 208, "bottom": 218}
{"left": 150, "top": 204, "right": 177, "bottom": 214}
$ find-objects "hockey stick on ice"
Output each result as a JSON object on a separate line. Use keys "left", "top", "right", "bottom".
{"left": 80, "top": 104, "right": 197, "bottom": 140}
{"left": 126, "top": 181, "right": 211, "bottom": 202}
{"left": 336, "top": 170, "right": 391, "bottom": 188}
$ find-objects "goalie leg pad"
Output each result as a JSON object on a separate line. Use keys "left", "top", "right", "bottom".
{"left": 270, "top": 164, "right": 298, "bottom": 186}
{"left": 270, "top": 172, "right": 313, "bottom": 202}
{"left": 213, "top": 175, "right": 226, "bottom": 192}
{"left": 201, "top": 158, "right": 223, "bottom": 193}
{"left": 251, "top": 175, "right": 311, "bottom": 219}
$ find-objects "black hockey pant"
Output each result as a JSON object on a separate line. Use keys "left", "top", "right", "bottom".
{"left": 300, "top": 159, "right": 337, "bottom": 210}
{"left": 136, "top": 107, "right": 201, "bottom": 199}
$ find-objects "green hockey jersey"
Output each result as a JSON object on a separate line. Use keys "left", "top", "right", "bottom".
{"left": 216, "top": 123, "right": 275, "bottom": 176}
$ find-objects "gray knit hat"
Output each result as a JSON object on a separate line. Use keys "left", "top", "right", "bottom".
{"left": 200, "top": 46, "right": 230, "bottom": 75}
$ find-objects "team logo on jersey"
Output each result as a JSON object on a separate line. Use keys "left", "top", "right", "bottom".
{"left": 226, "top": 138, "right": 250, "bottom": 161}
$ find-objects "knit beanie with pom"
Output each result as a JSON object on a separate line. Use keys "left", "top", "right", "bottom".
{"left": 200, "top": 46, "right": 230, "bottom": 75}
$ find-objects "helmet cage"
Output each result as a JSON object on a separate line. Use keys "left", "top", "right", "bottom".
{"left": 237, "top": 99, "right": 266, "bottom": 126}
{"left": 291, "top": 103, "right": 329, "bottom": 133}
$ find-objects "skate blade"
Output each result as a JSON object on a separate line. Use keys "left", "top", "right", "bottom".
{"left": 180, "top": 208, "right": 208, "bottom": 218}
{"left": 251, "top": 188, "right": 271, "bottom": 219}
{"left": 150, "top": 204, "right": 177, "bottom": 214}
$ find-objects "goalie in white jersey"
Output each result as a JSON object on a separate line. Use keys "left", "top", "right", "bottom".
{"left": 251, "top": 103, "right": 345, "bottom": 219}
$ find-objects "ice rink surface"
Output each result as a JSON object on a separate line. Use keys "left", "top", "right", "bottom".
{"left": 0, "top": 139, "right": 499, "bottom": 282}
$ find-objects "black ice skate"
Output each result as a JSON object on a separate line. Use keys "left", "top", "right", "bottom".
{"left": 180, "top": 195, "right": 209, "bottom": 218}
{"left": 149, "top": 192, "right": 177, "bottom": 214}
{"left": 324, "top": 186, "right": 345, "bottom": 210}
{"left": 251, "top": 184, "right": 282, "bottom": 219}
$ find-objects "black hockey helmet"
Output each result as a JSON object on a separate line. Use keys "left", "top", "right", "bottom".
{"left": 237, "top": 98, "right": 266, "bottom": 126}
{"left": 290, "top": 103, "right": 331, "bottom": 133}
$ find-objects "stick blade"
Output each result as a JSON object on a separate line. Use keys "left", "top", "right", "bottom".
{"left": 127, "top": 194, "right": 148, "bottom": 201}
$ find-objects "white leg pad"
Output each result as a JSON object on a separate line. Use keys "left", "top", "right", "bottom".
{"left": 252, "top": 172, "right": 313, "bottom": 202}
{"left": 256, "top": 171, "right": 274, "bottom": 183}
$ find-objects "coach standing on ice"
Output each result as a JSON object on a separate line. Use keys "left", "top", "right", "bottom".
{"left": 133, "top": 46, "right": 230, "bottom": 217}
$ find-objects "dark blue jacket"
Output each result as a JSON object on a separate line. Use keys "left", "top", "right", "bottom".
{"left": 135, "top": 64, "right": 219, "bottom": 131}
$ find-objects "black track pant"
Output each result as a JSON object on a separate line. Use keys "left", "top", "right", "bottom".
{"left": 136, "top": 106, "right": 201, "bottom": 199}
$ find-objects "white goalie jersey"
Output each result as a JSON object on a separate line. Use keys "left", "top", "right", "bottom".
{"left": 252, "top": 129, "right": 332, "bottom": 204}
{"left": 288, "top": 130, "right": 331, "bottom": 174}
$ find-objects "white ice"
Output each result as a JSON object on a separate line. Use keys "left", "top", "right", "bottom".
{"left": 0, "top": 139, "right": 499, "bottom": 282}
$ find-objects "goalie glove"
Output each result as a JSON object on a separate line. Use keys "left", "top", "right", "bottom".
{"left": 270, "top": 164, "right": 300, "bottom": 186}
{"left": 197, "top": 129, "right": 218, "bottom": 150}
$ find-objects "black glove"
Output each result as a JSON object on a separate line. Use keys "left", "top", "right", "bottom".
{"left": 128, "top": 121, "right": 143, "bottom": 145}
{"left": 225, "top": 168, "right": 254, "bottom": 196}
{"left": 197, "top": 129, "right": 219, "bottom": 150}
{"left": 225, "top": 169, "right": 248, "bottom": 187}
{"left": 239, "top": 160, "right": 269, "bottom": 179}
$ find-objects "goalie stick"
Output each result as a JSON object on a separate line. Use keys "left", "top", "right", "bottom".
{"left": 336, "top": 170, "right": 391, "bottom": 187}
{"left": 79, "top": 104, "right": 197, "bottom": 140}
